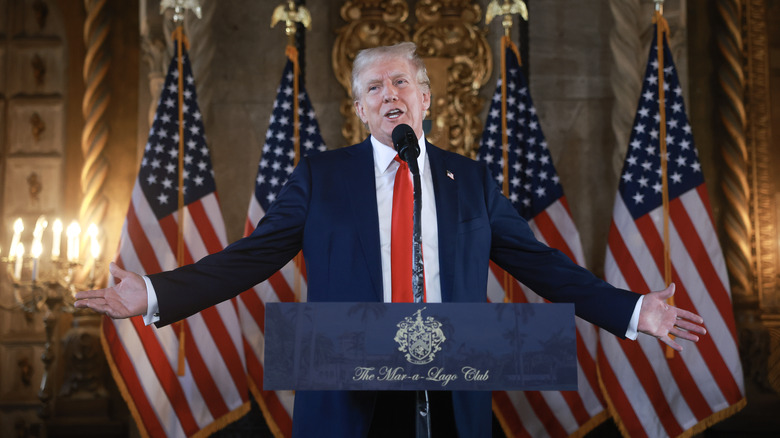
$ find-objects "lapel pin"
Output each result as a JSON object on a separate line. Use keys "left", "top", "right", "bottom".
{"left": 447, "top": 170, "right": 455, "bottom": 180}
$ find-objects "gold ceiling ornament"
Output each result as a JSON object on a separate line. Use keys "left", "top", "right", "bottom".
{"left": 160, "top": 0, "right": 202, "bottom": 21}
{"left": 332, "top": 0, "right": 411, "bottom": 146}
{"left": 413, "top": 0, "right": 492, "bottom": 158}
{"left": 271, "top": 0, "right": 312, "bottom": 40}
{"left": 485, "top": 0, "right": 528, "bottom": 35}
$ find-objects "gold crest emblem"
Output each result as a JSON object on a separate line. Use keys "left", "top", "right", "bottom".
{"left": 394, "top": 307, "right": 446, "bottom": 365}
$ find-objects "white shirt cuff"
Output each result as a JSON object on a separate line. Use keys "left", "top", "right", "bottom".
{"left": 142, "top": 275, "right": 160, "bottom": 326}
{"left": 624, "top": 295, "right": 643, "bottom": 340}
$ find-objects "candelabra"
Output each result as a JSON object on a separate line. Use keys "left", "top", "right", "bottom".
{"left": 1, "top": 216, "right": 102, "bottom": 419}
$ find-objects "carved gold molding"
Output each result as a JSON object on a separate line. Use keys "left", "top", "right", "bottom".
{"left": 81, "top": 0, "right": 110, "bottom": 235}
{"left": 413, "top": 0, "right": 491, "bottom": 158}
{"left": 744, "top": 0, "right": 778, "bottom": 312}
{"left": 718, "top": 0, "right": 780, "bottom": 396}
{"left": 717, "top": 0, "right": 752, "bottom": 302}
{"left": 332, "top": 0, "right": 491, "bottom": 157}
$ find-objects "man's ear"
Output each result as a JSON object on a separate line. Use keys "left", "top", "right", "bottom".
{"left": 354, "top": 100, "right": 366, "bottom": 123}
{"left": 422, "top": 91, "right": 431, "bottom": 113}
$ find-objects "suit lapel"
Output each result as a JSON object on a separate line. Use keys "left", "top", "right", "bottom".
{"left": 344, "top": 139, "right": 384, "bottom": 301}
{"left": 427, "top": 143, "right": 458, "bottom": 302}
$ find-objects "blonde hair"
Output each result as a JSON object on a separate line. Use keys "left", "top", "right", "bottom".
{"left": 351, "top": 42, "right": 431, "bottom": 101}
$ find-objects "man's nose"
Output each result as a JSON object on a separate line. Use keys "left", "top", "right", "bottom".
{"left": 383, "top": 87, "right": 398, "bottom": 102}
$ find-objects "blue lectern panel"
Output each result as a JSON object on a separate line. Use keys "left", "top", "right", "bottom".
{"left": 264, "top": 302, "right": 576, "bottom": 391}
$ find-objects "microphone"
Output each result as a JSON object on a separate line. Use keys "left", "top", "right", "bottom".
{"left": 391, "top": 124, "right": 420, "bottom": 165}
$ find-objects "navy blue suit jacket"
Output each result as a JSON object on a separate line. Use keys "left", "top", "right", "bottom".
{"left": 149, "top": 139, "right": 640, "bottom": 437}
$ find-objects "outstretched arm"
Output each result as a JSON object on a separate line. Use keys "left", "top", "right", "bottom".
{"left": 74, "top": 262, "right": 147, "bottom": 319}
{"left": 637, "top": 283, "right": 706, "bottom": 352}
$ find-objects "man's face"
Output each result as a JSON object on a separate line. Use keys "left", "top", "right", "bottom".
{"left": 354, "top": 57, "right": 431, "bottom": 148}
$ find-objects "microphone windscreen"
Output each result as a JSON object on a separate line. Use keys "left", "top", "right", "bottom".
{"left": 392, "top": 124, "right": 415, "bottom": 149}
{"left": 391, "top": 124, "right": 419, "bottom": 162}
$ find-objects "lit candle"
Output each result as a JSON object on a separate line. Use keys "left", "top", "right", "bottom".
{"left": 9, "top": 218, "right": 23, "bottom": 261}
{"left": 31, "top": 215, "right": 47, "bottom": 259}
{"left": 14, "top": 243, "right": 24, "bottom": 280}
{"left": 31, "top": 240, "right": 42, "bottom": 282}
{"left": 51, "top": 219, "right": 63, "bottom": 259}
{"left": 66, "top": 221, "right": 81, "bottom": 263}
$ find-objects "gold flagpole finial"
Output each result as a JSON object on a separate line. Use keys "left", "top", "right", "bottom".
{"left": 486, "top": 0, "right": 528, "bottom": 36}
{"left": 654, "top": 0, "right": 665, "bottom": 13}
{"left": 160, "top": 0, "right": 202, "bottom": 23}
{"left": 272, "top": 0, "right": 312, "bottom": 43}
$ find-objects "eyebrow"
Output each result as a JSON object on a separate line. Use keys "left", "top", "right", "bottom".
{"left": 364, "top": 71, "right": 411, "bottom": 86}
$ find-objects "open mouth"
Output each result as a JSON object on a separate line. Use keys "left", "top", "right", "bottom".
{"left": 385, "top": 109, "right": 403, "bottom": 119}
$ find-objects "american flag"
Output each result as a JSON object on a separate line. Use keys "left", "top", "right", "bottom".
{"left": 235, "top": 50, "right": 326, "bottom": 437}
{"left": 599, "top": 25, "right": 745, "bottom": 437}
{"left": 101, "top": 37, "right": 250, "bottom": 437}
{"left": 479, "top": 39, "right": 608, "bottom": 438}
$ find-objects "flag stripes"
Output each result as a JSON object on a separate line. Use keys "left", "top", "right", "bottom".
{"left": 480, "top": 37, "right": 607, "bottom": 438}
{"left": 237, "top": 50, "right": 326, "bottom": 437}
{"left": 599, "top": 21, "right": 744, "bottom": 437}
{"left": 102, "top": 35, "right": 249, "bottom": 437}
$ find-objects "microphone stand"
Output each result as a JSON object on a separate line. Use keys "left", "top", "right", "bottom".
{"left": 407, "top": 157, "right": 431, "bottom": 438}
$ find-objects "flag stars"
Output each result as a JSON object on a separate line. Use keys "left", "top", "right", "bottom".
{"left": 647, "top": 74, "right": 658, "bottom": 85}
{"left": 633, "top": 192, "right": 644, "bottom": 204}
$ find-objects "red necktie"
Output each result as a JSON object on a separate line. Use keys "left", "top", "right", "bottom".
{"left": 391, "top": 156, "right": 414, "bottom": 303}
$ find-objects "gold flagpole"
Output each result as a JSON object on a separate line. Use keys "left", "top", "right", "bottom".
{"left": 272, "top": 1, "right": 311, "bottom": 302}
{"left": 486, "top": 0, "right": 528, "bottom": 304}
{"left": 653, "top": 0, "right": 676, "bottom": 359}
{"left": 161, "top": 0, "right": 203, "bottom": 377}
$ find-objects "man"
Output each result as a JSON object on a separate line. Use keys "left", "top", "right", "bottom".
{"left": 75, "top": 42, "right": 705, "bottom": 437}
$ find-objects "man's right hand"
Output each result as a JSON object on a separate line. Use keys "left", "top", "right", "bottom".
{"left": 74, "top": 262, "right": 147, "bottom": 319}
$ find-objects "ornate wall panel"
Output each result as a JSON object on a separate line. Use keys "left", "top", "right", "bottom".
{"left": 7, "top": 98, "right": 64, "bottom": 155}
{"left": 0, "top": 345, "right": 46, "bottom": 404}
{"left": 0, "top": 1, "right": 68, "bottom": 435}
{"left": 413, "top": 0, "right": 491, "bottom": 158}
{"left": 332, "top": 0, "right": 490, "bottom": 157}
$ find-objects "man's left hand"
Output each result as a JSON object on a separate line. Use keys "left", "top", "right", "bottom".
{"left": 637, "top": 283, "right": 707, "bottom": 352}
